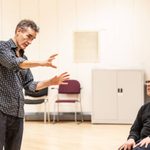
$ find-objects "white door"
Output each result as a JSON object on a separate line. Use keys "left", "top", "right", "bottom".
{"left": 92, "top": 70, "right": 118, "bottom": 123}
{"left": 117, "top": 70, "right": 144, "bottom": 123}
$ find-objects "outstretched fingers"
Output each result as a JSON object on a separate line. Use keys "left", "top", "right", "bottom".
{"left": 47, "top": 54, "right": 58, "bottom": 68}
{"left": 59, "top": 72, "right": 70, "bottom": 84}
{"left": 49, "top": 54, "right": 58, "bottom": 58}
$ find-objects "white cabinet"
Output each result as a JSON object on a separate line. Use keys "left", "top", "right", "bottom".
{"left": 92, "top": 69, "right": 144, "bottom": 124}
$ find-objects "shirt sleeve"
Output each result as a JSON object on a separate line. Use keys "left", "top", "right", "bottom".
{"left": 0, "top": 43, "right": 26, "bottom": 72}
{"left": 22, "top": 68, "right": 39, "bottom": 92}
{"left": 127, "top": 105, "right": 144, "bottom": 142}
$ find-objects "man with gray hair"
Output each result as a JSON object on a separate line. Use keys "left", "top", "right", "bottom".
{"left": 0, "top": 19, "right": 69, "bottom": 150}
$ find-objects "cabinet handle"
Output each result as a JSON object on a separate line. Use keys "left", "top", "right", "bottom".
{"left": 118, "top": 88, "right": 123, "bottom": 93}
{"left": 121, "top": 88, "right": 123, "bottom": 93}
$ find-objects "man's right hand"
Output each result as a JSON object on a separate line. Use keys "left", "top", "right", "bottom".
{"left": 40, "top": 54, "right": 58, "bottom": 68}
{"left": 118, "top": 139, "right": 135, "bottom": 150}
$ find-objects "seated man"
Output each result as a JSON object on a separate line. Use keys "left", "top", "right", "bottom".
{"left": 118, "top": 82, "right": 150, "bottom": 150}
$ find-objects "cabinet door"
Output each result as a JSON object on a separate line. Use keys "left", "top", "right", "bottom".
{"left": 117, "top": 70, "right": 144, "bottom": 123}
{"left": 92, "top": 70, "right": 118, "bottom": 123}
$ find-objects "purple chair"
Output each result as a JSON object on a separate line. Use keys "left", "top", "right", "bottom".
{"left": 53, "top": 79, "right": 84, "bottom": 123}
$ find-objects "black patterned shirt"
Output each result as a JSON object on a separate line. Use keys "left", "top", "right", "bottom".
{"left": 0, "top": 39, "right": 38, "bottom": 118}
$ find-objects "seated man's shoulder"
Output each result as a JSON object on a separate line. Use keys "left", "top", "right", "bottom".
{"left": 142, "top": 102, "right": 150, "bottom": 110}
{"left": 144, "top": 102, "right": 150, "bottom": 106}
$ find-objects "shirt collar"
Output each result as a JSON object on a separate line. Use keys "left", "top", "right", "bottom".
{"left": 8, "top": 39, "right": 24, "bottom": 56}
{"left": 8, "top": 39, "right": 17, "bottom": 49}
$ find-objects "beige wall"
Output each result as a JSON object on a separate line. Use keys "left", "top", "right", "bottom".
{"left": 0, "top": 0, "right": 150, "bottom": 113}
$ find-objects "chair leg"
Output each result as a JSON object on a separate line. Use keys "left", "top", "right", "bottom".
{"left": 75, "top": 102, "right": 77, "bottom": 123}
{"left": 47, "top": 100, "right": 50, "bottom": 123}
{"left": 48, "top": 110, "right": 50, "bottom": 123}
{"left": 57, "top": 103, "right": 59, "bottom": 122}
{"left": 53, "top": 102, "right": 60, "bottom": 123}
{"left": 44, "top": 101, "right": 47, "bottom": 123}
{"left": 79, "top": 102, "right": 84, "bottom": 122}
{"left": 53, "top": 102, "right": 56, "bottom": 123}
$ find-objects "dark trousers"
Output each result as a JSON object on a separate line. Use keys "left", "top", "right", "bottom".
{"left": 0, "top": 110, "right": 23, "bottom": 150}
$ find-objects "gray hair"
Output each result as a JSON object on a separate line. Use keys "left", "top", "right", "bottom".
{"left": 15, "top": 19, "right": 39, "bottom": 33}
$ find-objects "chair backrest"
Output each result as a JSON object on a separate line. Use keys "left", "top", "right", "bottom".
{"left": 25, "top": 87, "right": 48, "bottom": 97}
{"left": 58, "top": 80, "right": 81, "bottom": 94}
